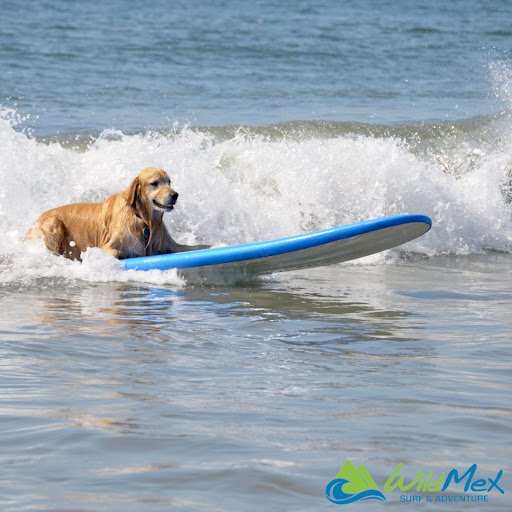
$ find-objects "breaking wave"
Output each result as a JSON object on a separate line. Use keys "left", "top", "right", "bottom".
{"left": 1, "top": 101, "right": 512, "bottom": 285}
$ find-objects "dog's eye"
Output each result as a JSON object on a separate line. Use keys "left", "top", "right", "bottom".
{"left": 149, "top": 180, "right": 159, "bottom": 187}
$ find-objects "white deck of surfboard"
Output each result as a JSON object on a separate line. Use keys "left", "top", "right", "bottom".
{"left": 228, "top": 221, "right": 429, "bottom": 274}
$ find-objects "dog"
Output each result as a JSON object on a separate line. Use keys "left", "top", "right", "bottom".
{"left": 27, "top": 167, "right": 216, "bottom": 260}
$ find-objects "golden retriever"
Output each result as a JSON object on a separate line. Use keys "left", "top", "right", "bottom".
{"left": 27, "top": 167, "right": 214, "bottom": 260}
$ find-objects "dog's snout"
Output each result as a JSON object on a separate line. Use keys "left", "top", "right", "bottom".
{"left": 171, "top": 192, "right": 179, "bottom": 204}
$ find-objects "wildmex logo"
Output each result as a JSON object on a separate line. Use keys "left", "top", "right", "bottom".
{"left": 326, "top": 459, "right": 505, "bottom": 506}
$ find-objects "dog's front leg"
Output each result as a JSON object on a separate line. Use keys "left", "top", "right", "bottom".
{"left": 100, "top": 244, "right": 121, "bottom": 259}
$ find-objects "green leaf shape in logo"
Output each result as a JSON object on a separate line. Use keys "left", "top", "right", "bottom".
{"left": 335, "top": 459, "right": 382, "bottom": 494}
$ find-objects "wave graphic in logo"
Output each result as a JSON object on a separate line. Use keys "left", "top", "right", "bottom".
{"left": 326, "top": 478, "right": 386, "bottom": 504}
{"left": 325, "top": 460, "right": 386, "bottom": 505}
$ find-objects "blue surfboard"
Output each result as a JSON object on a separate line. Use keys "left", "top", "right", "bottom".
{"left": 122, "top": 214, "right": 432, "bottom": 274}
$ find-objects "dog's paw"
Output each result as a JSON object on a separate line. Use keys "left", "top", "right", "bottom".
{"left": 210, "top": 242, "right": 228, "bottom": 249}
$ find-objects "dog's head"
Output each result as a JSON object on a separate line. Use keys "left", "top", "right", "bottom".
{"left": 126, "top": 168, "right": 178, "bottom": 218}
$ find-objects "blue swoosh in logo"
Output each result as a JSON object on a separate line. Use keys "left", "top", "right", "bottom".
{"left": 325, "top": 478, "right": 387, "bottom": 505}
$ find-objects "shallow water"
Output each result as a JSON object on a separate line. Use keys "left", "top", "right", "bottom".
{"left": 1, "top": 255, "right": 511, "bottom": 511}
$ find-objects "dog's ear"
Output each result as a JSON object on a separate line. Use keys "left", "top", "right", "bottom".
{"left": 125, "top": 177, "right": 140, "bottom": 209}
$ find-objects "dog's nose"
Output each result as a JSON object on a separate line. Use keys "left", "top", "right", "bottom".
{"left": 171, "top": 192, "right": 179, "bottom": 204}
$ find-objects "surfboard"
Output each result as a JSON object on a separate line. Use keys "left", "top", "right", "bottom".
{"left": 121, "top": 214, "right": 431, "bottom": 274}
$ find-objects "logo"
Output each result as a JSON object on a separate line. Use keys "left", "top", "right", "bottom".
{"left": 326, "top": 460, "right": 505, "bottom": 506}
{"left": 325, "top": 460, "right": 386, "bottom": 505}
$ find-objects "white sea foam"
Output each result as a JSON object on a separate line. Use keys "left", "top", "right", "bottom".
{"left": 1, "top": 101, "right": 512, "bottom": 285}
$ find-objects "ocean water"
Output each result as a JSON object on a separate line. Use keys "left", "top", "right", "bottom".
{"left": 1, "top": 0, "right": 512, "bottom": 510}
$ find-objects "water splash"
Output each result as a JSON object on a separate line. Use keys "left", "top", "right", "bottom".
{"left": 1, "top": 103, "right": 512, "bottom": 285}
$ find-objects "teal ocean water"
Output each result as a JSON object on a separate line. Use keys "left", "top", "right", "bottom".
{"left": 1, "top": 1, "right": 511, "bottom": 511}
{"left": 2, "top": 0, "right": 512, "bottom": 134}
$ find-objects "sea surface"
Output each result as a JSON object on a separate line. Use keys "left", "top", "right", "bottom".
{"left": 1, "top": 0, "right": 512, "bottom": 511}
